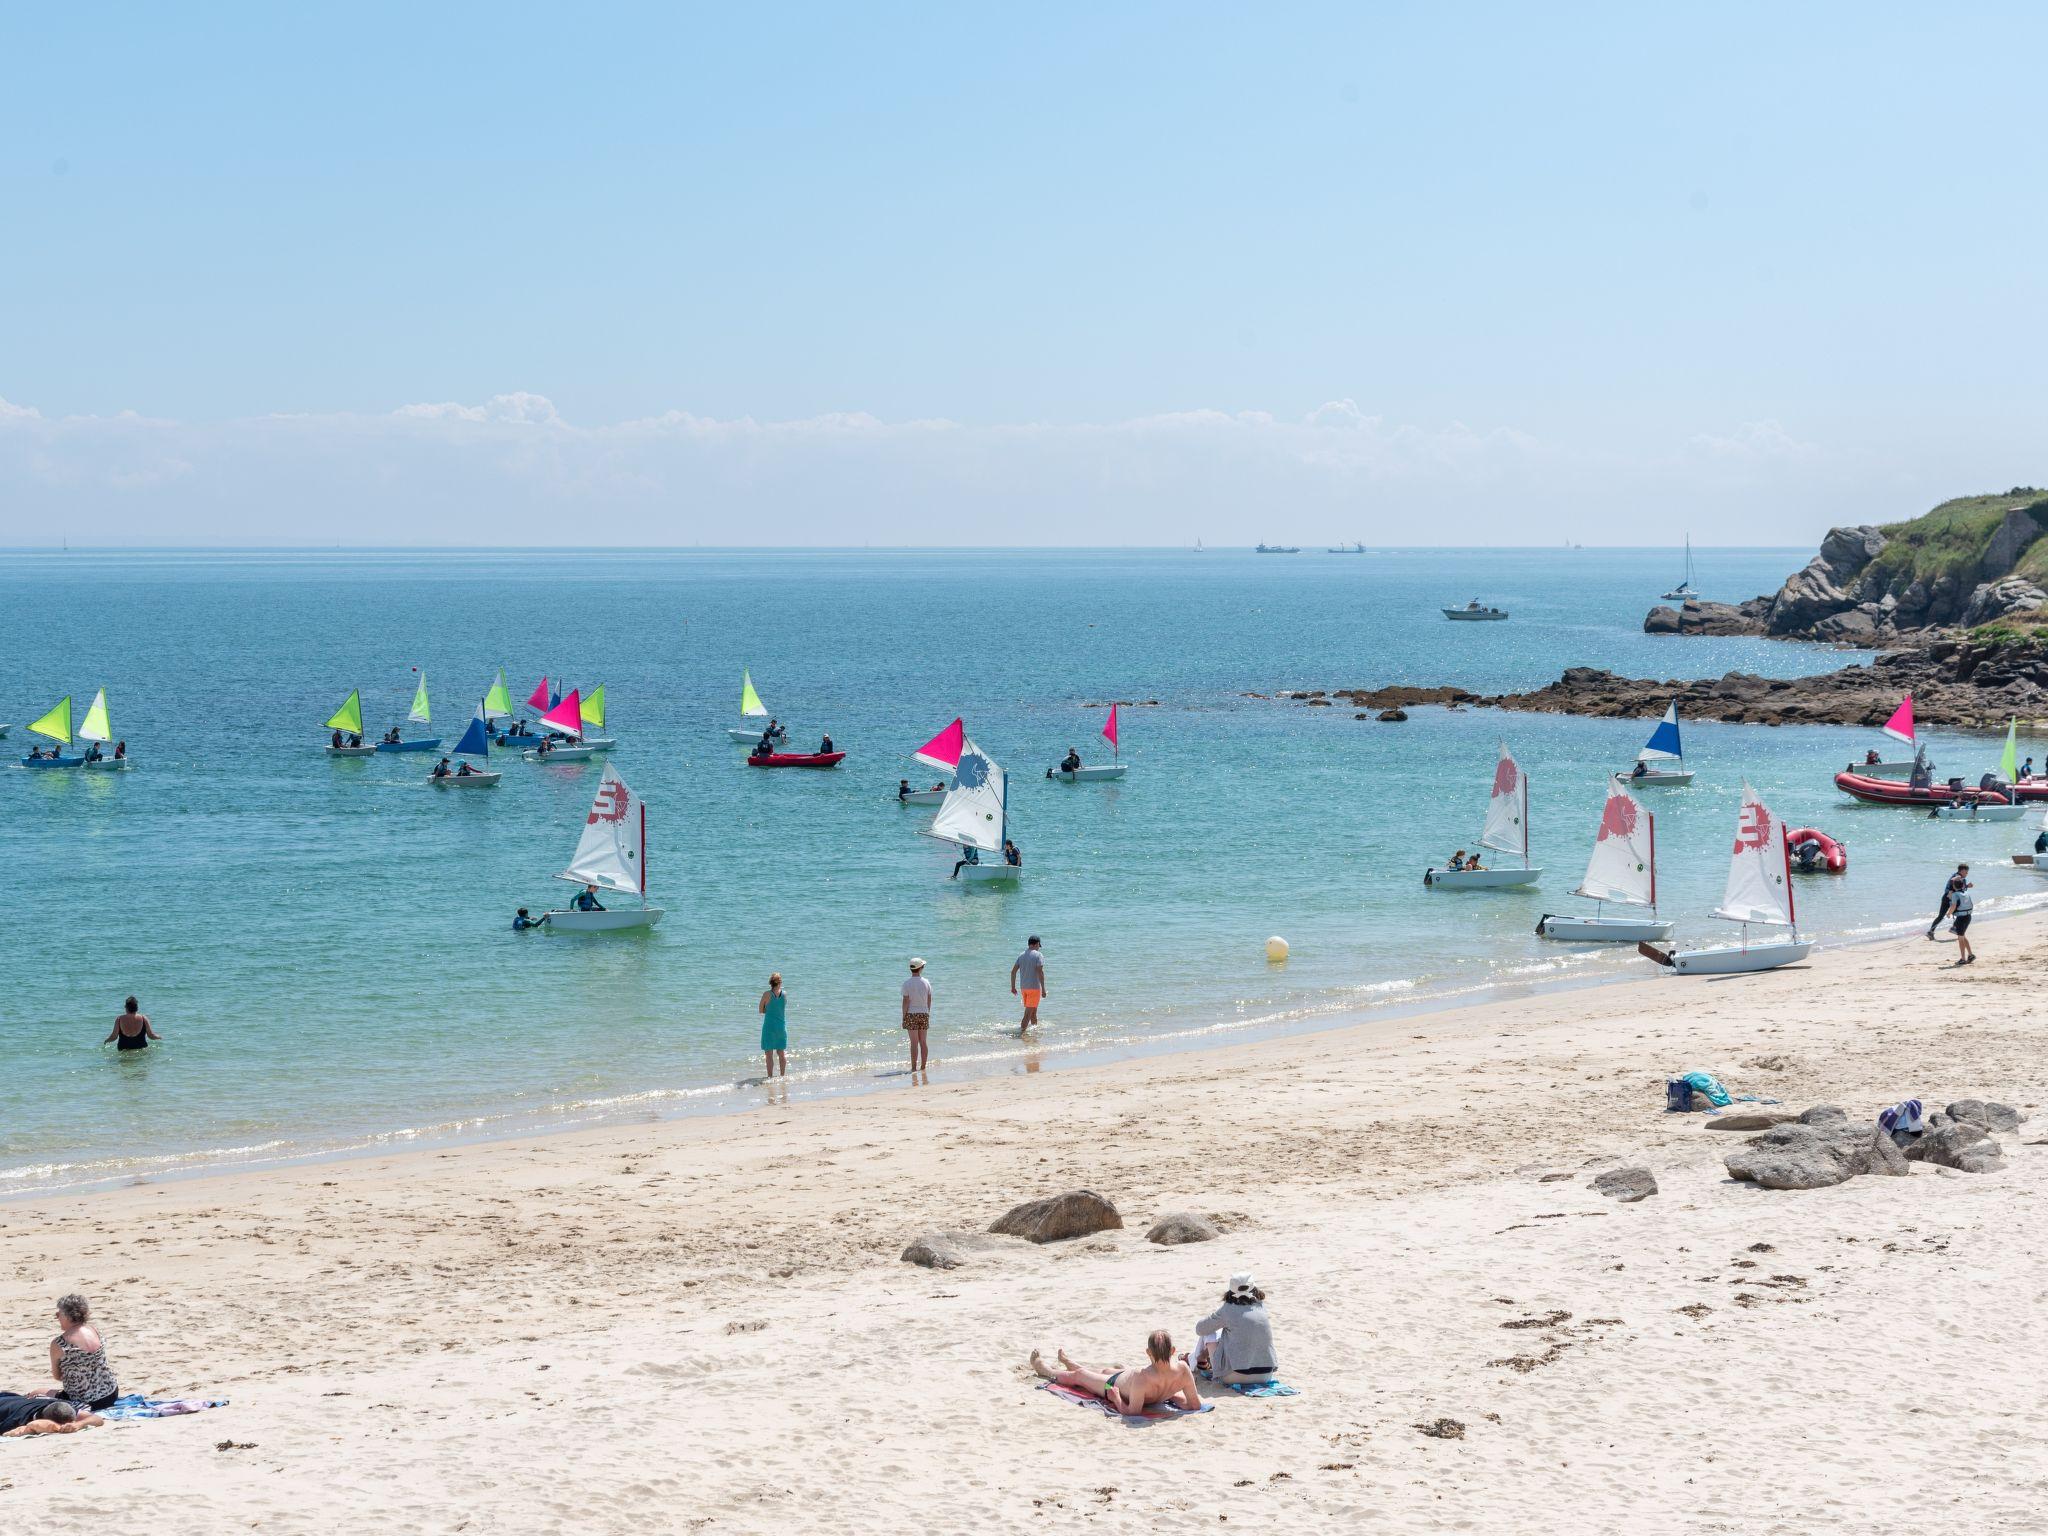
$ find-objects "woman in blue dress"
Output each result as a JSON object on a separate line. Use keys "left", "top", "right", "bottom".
{"left": 758, "top": 973, "right": 789, "bottom": 1079}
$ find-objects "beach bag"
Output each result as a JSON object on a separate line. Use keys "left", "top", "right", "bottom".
{"left": 1666, "top": 1079, "right": 1695, "bottom": 1112}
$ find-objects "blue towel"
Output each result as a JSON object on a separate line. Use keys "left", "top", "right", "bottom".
{"left": 97, "top": 1393, "right": 229, "bottom": 1421}
{"left": 1225, "top": 1379, "right": 1299, "bottom": 1398}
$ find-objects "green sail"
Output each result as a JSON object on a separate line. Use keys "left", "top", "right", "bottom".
{"left": 325, "top": 689, "right": 364, "bottom": 734}
{"left": 483, "top": 668, "right": 512, "bottom": 718}
{"left": 409, "top": 675, "right": 431, "bottom": 725}
{"left": 581, "top": 684, "right": 606, "bottom": 729}
{"left": 2001, "top": 717, "right": 2018, "bottom": 783}
{"left": 28, "top": 695, "right": 72, "bottom": 745}
{"left": 740, "top": 670, "right": 766, "bottom": 717}
{"left": 79, "top": 688, "right": 112, "bottom": 744}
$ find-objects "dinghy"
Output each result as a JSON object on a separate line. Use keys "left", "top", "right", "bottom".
{"left": 20, "top": 695, "right": 82, "bottom": 768}
{"left": 523, "top": 691, "right": 595, "bottom": 760}
{"left": 431, "top": 701, "right": 501, "bottom": 787}
{"left": 323, "top": 689, "right": 377, "bottom": 755}
{"left": 747, "top": 750, "right": 844, "bottom": 768}
{"left": 916, "top": 718, "right": 1019, "bottom": 882}
{"left": 376, "top": 671, "right": 443, "bottom": 753}
{"left": 894, "top": 785, "right": 948, "bottom": 805}
{"left": 1048, "top": 704, "right": 1129, "bottom": 782}
{"left": 76, "top": 688, "right": 132, "bottom": 770}
{"left": 728, "top": 670, "right": 790, "bottom": 745}
{"left": 1626, "top": 701, "right": 1693, "bottom": 786}
{"left": 540, "top": 762, "right": 662, "bottom": 931}
{"left": 1425, "top": 743, "right": 1541, "bottom": 888}
{"left": 1929, "top": 799, "right": 2024, "bottom": 822}
{"left": 1537, "top": 776, "right": 1672, "bottom": 942}
{"left": 1639, "top": 782, "right": 1810, "bottom": 974}
{"left": 576, "top": 684, "right": 617, "bottom": 751}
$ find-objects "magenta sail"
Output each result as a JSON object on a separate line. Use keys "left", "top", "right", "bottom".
{"left": 913, "top": 716, "right": 965, "bottom": 771}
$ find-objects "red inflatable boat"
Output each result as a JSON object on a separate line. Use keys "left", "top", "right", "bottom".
{"left": 747, "top": 751, "right": 846, "bottom": 769}
{"left": 1786, "top": 827, "right": 1848, "bottom": 873}
{"left": 1832, "top": 771, "right": 2010, "bottom": 808}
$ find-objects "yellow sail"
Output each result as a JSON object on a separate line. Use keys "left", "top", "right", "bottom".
{"left": 28, "top": 695, "right": 72, "bottom": 745}
{"left": 409, "top": 674, "right": 431, "bottom": 725}
{"left": 483, "top": 668, "right": 512, "bottom": 718}
{"left": 581, "top": 684, "right": 606, "bottom": 729}
{"left": 740, "top": 670, "right": 767, "bottom": 717}
{"left": 79, "top": 688, "right": 112, "bottom": 744}
{"left": 324, "top": 689, "right": 364, "bottom": 734}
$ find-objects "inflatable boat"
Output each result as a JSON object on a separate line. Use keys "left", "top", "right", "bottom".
{"left": 1786, "top": 827, "right": 1847, "bottom": 873}
{"left": 1831, "top": 771, "right": 2010, "bottom": 808}
{"left": 747, "top": 750, "right": 845, "bottom": 769}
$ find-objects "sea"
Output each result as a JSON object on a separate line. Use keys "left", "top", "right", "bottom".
{"left": 1, "top": 545, "right": 2034, "bottom": 1196}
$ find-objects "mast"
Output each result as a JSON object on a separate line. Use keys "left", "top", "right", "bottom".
{"left": 1521, "top": 770, "right": 1531, "bottom": 868}
{"left": 1647, "top": 810, "right": 1657, "bottom": 914}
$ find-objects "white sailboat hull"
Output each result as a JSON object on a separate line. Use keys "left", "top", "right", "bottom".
{"left": 525, "top": 746, "right": 599, "bottom": 762}
{"left": 326, "top": 745, "right": 378, "bottom": 757}
{"left": 1930, "top": 802, "right": 2024, "bottom": 821}
{"left": 81, "top": 758, "right": 134, "bottom": 772}
{"left": 578, "top": 736, "right": 617, "bottom": 752}
{"left": 431, "top": 771, "right": 501, "bottom": 787}
{"left": 542, "top": 906, "right": 664, "bottom": 932}
{"left": 955, "top": 862, "right": 1021, "bottom": 883}
{"left": 1537, "top": 912, "right": 1673, "bottom": 942}
{"left": 1629, "top": 769, "right": 1693, "bottom": 786}
{"left": 1050, "top": 764, "right": 1127, "bottom": 782}
{"left": 896, "top": 789, "right": 946, "bottom": 805}
{"left": 729, "top": 728, "right": 785, "bottom": 745}
{"left": 1647, "top": 938, "right": 1812, "bottom": 975}
{"left": 1425, "top": 865, "right": 1541, "bottom": 888}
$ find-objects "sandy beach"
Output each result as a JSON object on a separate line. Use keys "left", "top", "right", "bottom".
{"left": 4, "top": 919, "right": 2044, "bottom": 1532}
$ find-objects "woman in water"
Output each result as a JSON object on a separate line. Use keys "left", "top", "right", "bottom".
{"left": 103, "top": 997, "right": 160, "bottom": 1051}
{"left": 46, "top": 1294, "right": 119, "bottom": 1411}
{"left": 758, "top": 972, "right": 789, "bottom": 1079}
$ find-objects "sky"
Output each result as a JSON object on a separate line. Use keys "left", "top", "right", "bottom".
{"left": 2, "top": 2, "right": 2044, "bottom": 547}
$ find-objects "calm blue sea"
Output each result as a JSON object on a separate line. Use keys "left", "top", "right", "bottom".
{"left": 0, "top": 546, "right": 2033, "bottom": 1194}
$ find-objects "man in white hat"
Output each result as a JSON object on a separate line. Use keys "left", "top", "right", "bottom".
{"left": 901, "top": 957, "right": 933, "bottom": 1073}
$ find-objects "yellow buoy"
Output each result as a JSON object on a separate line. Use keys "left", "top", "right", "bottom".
{"left": 1265, "top": 935, "right": 1289, "bottom": 962}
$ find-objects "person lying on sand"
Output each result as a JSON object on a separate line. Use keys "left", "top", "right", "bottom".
{"left": 1031, "top": 1331, "right": 1201, "bottom": 1415}
{"left": 0, "top": 1393, "right": 103, "bottom": 1436}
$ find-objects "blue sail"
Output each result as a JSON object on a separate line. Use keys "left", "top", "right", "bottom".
{"left": 453, "top": 701, "right": 492, "bottom": 759}
{"left": 1642, "top": 702, "right": 1682, "bottom": 760}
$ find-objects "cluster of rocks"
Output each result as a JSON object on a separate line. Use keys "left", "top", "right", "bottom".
{"left": 900, "top": 1189, "right": 1227, "bottom": 1269}
{"left": 1722, "top": 1101, "right": 2019, "bottom": 1191}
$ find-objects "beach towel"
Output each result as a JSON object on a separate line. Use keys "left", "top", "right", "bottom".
{"left": 98, "top": 1393, "right": 229, "bottom": 1422}
{"left": 1223, "top": 1379, "right": 1299, "bottom": 1398}
{"left": 1038, "top": 1382, "right": 1211, "bottom": 1423}
{"left": 1878, "top": 1099, "right": 1926, "bottom": 1135}
{"left": 1681, "top": 1072, "right": 1732, "bottom": 1108}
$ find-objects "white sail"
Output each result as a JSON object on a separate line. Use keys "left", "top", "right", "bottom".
{"left": 926, "top": 737, "right": 1005, "bottom": 853}
{"left": 1574, "top": 775, "right": 1655, "bottom": 908}
{"left": 557, "top": 762, "right": 648, "bottom": 895}
{"left": 1712, "top": 781, "right": 1795, "bottom": 927}
{"left": 1478, "top": 743, "right": 1530, "bottom": 861}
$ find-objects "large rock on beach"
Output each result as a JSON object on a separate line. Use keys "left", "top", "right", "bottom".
{"left": 1946, "top": 1099, "right": 2023, "bottom": 1133}
{"left": 1705, "top": 1112, "right": 1799, "bottom": 1132}
{"left": 1798, "top": 1104, "right": 1847, "bottom": 1125}
{"left": 901, "top": 1233, "right": 970, "bottom": 1270}
{"left": 1724, "top": 1122, "right": 1908, "bottom": 1190}
{"left": 1145, "top": 1212, "right": 1220, "bottom": 1246}
{"left": 1903, "top": 1117, "right": 2006, "bottom": 1174}
{"left": 990, "top": 1189, "right": 1123, "bottom": 1244}
{"left": 1590, "top": 1167, "right": 1658, "bottom": 1202}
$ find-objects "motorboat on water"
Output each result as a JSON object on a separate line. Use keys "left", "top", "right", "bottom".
{"left": 539, "top": 762, "right": 662, "bottom": 931}
{"left": 1047, "top": 705, "right": 1128, "bottom": 782}
{"left": 1443, "top": 600, "right": 1509, "bottom": 621}
{"left": 915, "top": 717, "right": 1021, "bottom": 882}
{"left": 748, "top": 749, "right": 845, "bottom": 768}
{"left": 1426, "top": 743, "right": 1541, "bottom": 889}
{"left": 1537, "top": 775, "right": 1673, "bottom": 942}
{"left": 1626, "top": 701, "right": 1693, "bottom": 786}
{"left": 1255, "top": 543, "right": 1301, "bottom": 553}
{"left": 1639, "top": 782, "right": 1810, "bottom": 974}
{"left": 1787, "top": 827, "right": 1848, "bottom": 872}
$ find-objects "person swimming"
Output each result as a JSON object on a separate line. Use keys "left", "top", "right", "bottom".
{"left": 513, "top": 908, "right": 547, "bottom": 930}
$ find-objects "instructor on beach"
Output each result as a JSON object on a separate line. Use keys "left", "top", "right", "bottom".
{"left": 1010, "top": 936, "right": 1047, "bottom": 1037}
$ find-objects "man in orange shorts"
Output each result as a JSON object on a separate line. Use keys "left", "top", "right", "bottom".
{"left": 1010, "top": 935, "right": 1047, "bottom": 1038}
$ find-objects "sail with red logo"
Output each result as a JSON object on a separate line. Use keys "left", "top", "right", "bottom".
{"left": 542, "top": 762, "right": 662, "bottom": 931}
{"left": 1425, "top": 742, "right": 1541, "bottom": 888}
{"left": 1536, "top": 775, "right": 1672, "bottom": 942}
{"left": 1639, "top": 780, "right": 1808, "bottom": 974}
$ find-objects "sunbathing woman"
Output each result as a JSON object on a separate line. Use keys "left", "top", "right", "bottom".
{"left": 1030, "top": 1330, "right": 1202, "bottom": 1415}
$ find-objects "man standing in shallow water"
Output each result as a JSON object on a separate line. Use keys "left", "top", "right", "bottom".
{"left": 1010, "top": 936, "right": 1047, "bottom": 1038}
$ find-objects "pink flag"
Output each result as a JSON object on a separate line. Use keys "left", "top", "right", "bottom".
{"left": 1102, "top": 704, "right": 1119, "bottom": 751}
{"left": 526, "top": 676, "right": 552, "bottom": 713}
{"left": 913, "top": 717, "right": 965, "bottom": 771}
{"left": 1881, "top": 694, "right": 1915, "bottom": 746}
{"left": 541, "top": 689, "right": 584, "bottom": 739}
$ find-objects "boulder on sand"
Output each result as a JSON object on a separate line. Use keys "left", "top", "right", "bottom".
{"left": 1705, "top": 1112, "right": 1799, "bottom": 1132}
{"left": 1590, "top": 1167, "right": 1658, "bottom": 1202}
{"left": 1946, "top": 1100, "right": 2024, "bottom": 1133}
{"left": 901, "top": 1233, "right": 970, "bottom": 1270}
{"left": 1145, "top": 1212, "right": 1220, "bottom": 1246}
{"left": 1798, "top": 1104, "right": 1847, "bottom": 1125}
{"left": 1724, "top": 1122, "right": 1908, "bottom": 1190}
{"left": 990, "top": 1189, "right": 1123, "bottom": 1244}
{"left": 1904, "top": 1116, "right": 2007, "bottom": 1174}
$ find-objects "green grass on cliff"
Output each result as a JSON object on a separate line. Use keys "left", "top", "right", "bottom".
{"left": 1864, "top": 490, "right": 2048, "bottom": 591}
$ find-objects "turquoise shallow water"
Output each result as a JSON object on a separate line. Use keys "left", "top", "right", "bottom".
{"left": 1, "top": 546, "right": 2037, "bottom": 1194}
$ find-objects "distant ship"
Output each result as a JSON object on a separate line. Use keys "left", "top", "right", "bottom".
{"left": 1326, "top": 541, "right": 1366, "bottom": 554}
{"left": 1255, "top": 543, "right": 1301, "bottom": 554}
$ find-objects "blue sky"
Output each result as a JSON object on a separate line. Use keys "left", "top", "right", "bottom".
{"left": 2, "top": 3, "right": 2043, "bottom": 545}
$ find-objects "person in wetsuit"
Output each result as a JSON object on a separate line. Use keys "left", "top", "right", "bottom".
{"left": 572, "top": 885, "right": 606, "bottom": 912}
{"left": 513, "top": 908, "right": 548, "bottom": 930}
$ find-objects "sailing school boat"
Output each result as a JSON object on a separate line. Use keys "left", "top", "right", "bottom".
{"left": 1536, "top": 776, "right": 1672, "bottom": 941}
{"left": 324, "top": 689, "right": 377, "bottom": 755}
{"left": 432, "top": 701, "right": 501, "bottom": 787}
{"left": 578, "top": 684, "right": 616, "bottom": 751}
{"left": 540, "top": 762, "right": 662, "bottom": 930}
{"left": 1425, "top": 743, "right": 1541, "bottom": 888}
{"left": 1639, "top": 782, "right": 1810, "bottom": 975}
{"left": 914, "top": 718, "right": 1018, "bottom": 882}
{"left": 1048, "top": 704, "right": 1128, "bottom": 781}
{"left": 377, "top": 671, "right": 442, "bottom": 752}
{"left": 1628, "top": 701, "right": 1693, "bottom": 786}
{"left": 20, "top": 695, "right": 82, "bottom": 768}
{"left": 77, "top": 688, "right": 131, "bottom": 770}
{"left": 523, "top": 690, "right": 598, "bottom": 760}
{"left": 728, "top": 670, "right": 786, "bottom": 745}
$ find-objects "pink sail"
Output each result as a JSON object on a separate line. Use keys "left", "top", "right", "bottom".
{"left": 1881, "top": 694, "right": 1915, "bottom": 745}
{"left": 541, "top": 689, "right": 584, "bottom": 739}
{"left": 526, "top": 676, "right": 552, "bottom": 713}
{"left": 913, "top": 717, "right": 965, "bottom": 771}
{"left": 1102, "top": 703, "right": 1119, "bottom": 751}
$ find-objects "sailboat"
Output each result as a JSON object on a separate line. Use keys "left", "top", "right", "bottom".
{"left": 432, "top": 700, "right": 501, "bottom": 787}
{"left": 1627, "top": 701, "right": 1694, "bottom": 786}
{"left": 1661, "top": 535, "right": 1699, "bottom": 601}
{"left": 492, "top": 677, "right": 554, "bottom": 748}
{"left": 77, "top": 688, "right": 131, "bottom": 770}
{"left": 1856, "top": 695, "right": 1922, "bottom": 780}
{"left": 539, "top": 762, "right": 662, "bottom": 930}
{"left": 1537, "top": 776, "right": 1672, "bottom": 941}
{"left": 1931, "top": 716, "right": 2025, "bottom": 819}
{"left": 915, "top": 718, "right": 1018, "bottom": 882}
{"left": 20, "top": 694, "right": 82, "bottom": 769}
{"left": 1425, "top": 743, "right": 1541, "bottom": 888}
{"left": 577, "top": 684, "right": 617, "bottom": 751}
{"left": 523, "top": 690, "right": 598, "bottom": 761}
{"left": 376, "top": 671, "right": 443, "bottom": 753}
{"left": 483, "top": 668, "right": 514, "bottom": 722}
{"left": 1049, "top": 704, "right": 1128, "bottom": 781}
{"left": 1639, "top": 782, "right": 1811, "bottom": 974}
{"left": 323, "top": 689, "right": 377, "bottom": 755}
{"left": 727, "top": 670, "right": 787, "bottom": 745}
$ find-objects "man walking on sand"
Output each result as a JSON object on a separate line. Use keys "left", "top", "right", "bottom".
{"left": 901, "top": 957, "right": 933, "bottom": 1072}
{"left": 1010, "top": 935, "right": 1047, "bottom": 1038}
{"left": 1927, "top": 863, "right": 1968, "bottom": 939}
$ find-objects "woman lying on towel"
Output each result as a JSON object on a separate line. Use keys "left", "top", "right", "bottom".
{"left": 1030, "top": 1330, "right": 1202, "bottom": 1415}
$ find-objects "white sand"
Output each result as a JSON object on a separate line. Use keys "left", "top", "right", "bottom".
{"left": 4, "top": 919, "right": 2045, "bottom": 1532}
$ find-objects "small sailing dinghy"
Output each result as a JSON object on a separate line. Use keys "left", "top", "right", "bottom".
{"left": 376, "top": 671, "right": 443, "bottom": 752}
{"left": 77, "top": 688, "right": 132, "bottom": 770}
{"left": 1639, "top": 782, "right": 1811, "bottom": 975}
{"left": 540, "top": 762, "right": 662, "bottom": 931}
{"left": 492, "top": 676, "right": 554, "bottom": 747}
{"left": 894, "top": 783, "right": 949, "bottom": 805}
{"left": 20, "top": 695, "right": 82, "bottom": 768}
{"left": 727, "top": 670, "right": 790, "bottom": 745}
{"left": 1425, "top": 743, "right": 1541, "bottom": 888}
{"left": 915, "top": 718, "right": 1018, "bottom": 882}
{"left": 1627, "top": 701, "right": 1693, "bottom": 786}
{"left": 523, "top": 690, "right": 599, "bottom": 760}
{"left": 323, "top": 689, "right": 377, "bottom": 755}
{"left": 1661, "top": 535, "right": 1699, "bottom": 601}
{"left": 1537, "top": 776, "right": 1672, "bottom": 942}
{"left": 1048, "top": 704, "right": 1129, "bottom": 781}
{"left": 1855, "top": 695, "right": 1921, "bottom": 779}
{"left": 432, "top": 701, "right": 501, "bottom": 787}
{"left": 577, "top": 685, "right": 617, "bottom": 751}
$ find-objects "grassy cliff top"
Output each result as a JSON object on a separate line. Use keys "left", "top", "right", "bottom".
{"left": 1864, "top": 489, "right": 2048, "bottom": 589}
